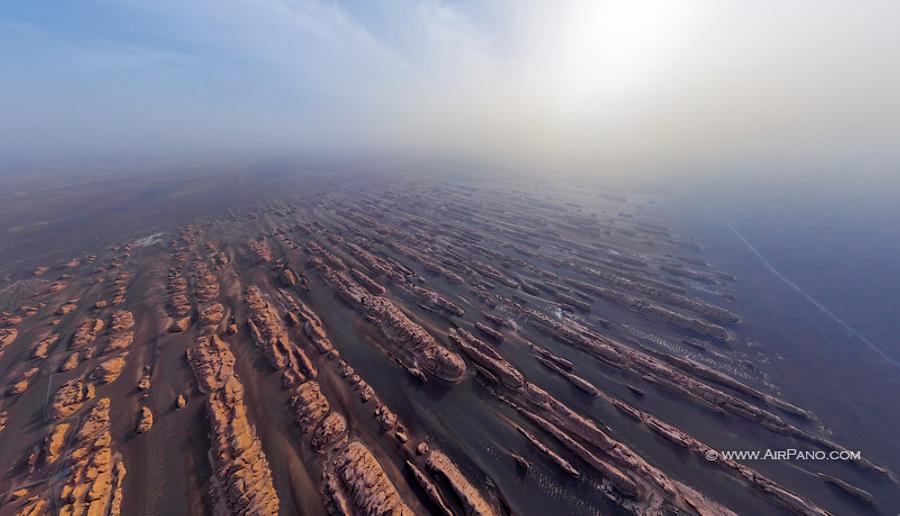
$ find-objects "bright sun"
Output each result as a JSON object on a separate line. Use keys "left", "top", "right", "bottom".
{"left": 546, "top": 1, "right": 703, "bottom": 111}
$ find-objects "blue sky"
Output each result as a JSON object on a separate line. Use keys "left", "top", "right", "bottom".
{"left": 2, "top": 1, "right": 899, "bottom": 176}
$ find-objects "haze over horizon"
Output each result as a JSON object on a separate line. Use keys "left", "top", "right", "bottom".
{"left": 3, "top": 5, "right": 900, "bottom": 514}
{"left": 2, "top": 0, "right": 899, "bottom": 183}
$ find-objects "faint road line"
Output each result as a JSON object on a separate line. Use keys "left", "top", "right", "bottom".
{"left": 730, "top": 222, "right": 900, "bottom": 371}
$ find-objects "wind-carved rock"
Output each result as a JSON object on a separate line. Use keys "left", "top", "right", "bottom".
{"left": 42, "top": 423, "right": 70, "bottom": 466}
{"left": 31, "top": 333, "right": 58, "bottom": 359}
{"left": 187, "top": 333, "right": 235, "bottom": 393}
{"left": 314, "top": 264, "right": 466, "bottom": 383}
{"left": 70, "top": 318, "right": 104, "bottom": 349}
{"left": 166, "top": 267, "right": 192, "bottom": 332}
{"left": 324, "top": 441, "right": 414, "bottom": 516}
{"left": 291, "top": 381, "right": 330, "bottom": 433}
{"left": 136, "top": 406, "right": 154, "bottom": 433}
{"left": 311, "top": 411, "right": 348, "bottom": 453}
{"left": 44, "top": 398, "right": 127, "bottom": 516}
{"left": 205, "top": 376, "right": 280, "bottom": 514}
{"left": 474, "top": 321, "right": 504, "bottom": 342}
{"left": 350, "top": 268, "right": 386, "bottom": 295}
{"left": 0, "top": 328, "right": 17, "bottom": 356}
{"left": 287, "top": 295, "right": 334, "bottom": 354}
{"left": 186, "top": 292, "right": 280, "bottom": 515}
{"left": 244, "top": 286, "right": 317, "bottom": 385}
{"left": 8, "top": 367, "right": 39, "bottom": 396}
{"left": 247, "top": 237, "right": 273, "bottom": 263}
{"left": 49, "top": 378, "right": 96, "bottom": 420}
{"left": 345, "top": 242, "right": 392, "bottom": 276}
{"left": 449, "top": 328, "right": 523, "bottom": 389}
{"left": 192, "top": 261, "right": 220, "bottom": 302}
{"left": 404, "top": 283, "right": 465, "bottom": 317}
{"left": 278, "top": 266, "right": 298, "bottom": 287}
{"left": 425, "top": 450, "right": 496, "bottom": 516}
{"left": 277, "top": 286, "right": 442, "bottom": 516}
{"left": 567, "top": 265, "right": 740, "bottom": 324}
{"left": 59, "top": 351, "right": 82, "bottom": 372}
{"left": 244, "top": 286, "right": 292, "bottom": 370}
{"left": 103, "top": 310, "right": 134, "bottom": 353}
{"left": 565, "top": 278, "right": 729, "bottom": 340}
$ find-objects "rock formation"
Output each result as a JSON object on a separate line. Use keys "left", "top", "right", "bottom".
{"left": 166, "top": 268, "right": 192, "bottom": 332}
{"left": 49, "top": 378, "right": 96, "bottom": 419}
{"left": 41, "top": 398, "right": 127, "bottom": 516}
{"left": 70, "top": 318, "right": 104, "bottom": 349}
{"left": 103, "top": 310, "right": 134, "bottom": 353}
{"left": 314, "top": 264, "right": 466, "bottom": 382}
{"left": 425, "top": 450, "right": 496, "bottom": 516}
{"left": 247, "top": 237, "right": 273, "bottom": 263}
{"left": 8, "top": 367, "right": 39, "bottom": 396}
{"left": 31, "top": 333, "right": 57, "bottom": 359}
{"left": 324, "top": 441, "right": 413, "bottom": 516}
{"left": 192, "top": 261, "right": 220, "bottom": 302}
{"left": 205, "top": 377, "right": 280, "bottom": 514}
{"left": 136, "top": 406, "right": 154, "bottom": 433}
{"left": 185, "top": 291, "right": 280, "bottom": 514}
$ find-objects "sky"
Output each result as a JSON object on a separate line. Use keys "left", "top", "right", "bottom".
{"left": 1, "top": 0, "right": 899, "bottom": 179}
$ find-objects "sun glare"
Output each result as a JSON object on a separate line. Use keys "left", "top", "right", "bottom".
{"left": 547, "top": 1, "right": 702, "bottom": 112}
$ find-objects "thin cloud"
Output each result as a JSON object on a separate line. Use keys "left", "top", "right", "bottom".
{"left": 1, "top": 0, "right": 898, "bottom": 178}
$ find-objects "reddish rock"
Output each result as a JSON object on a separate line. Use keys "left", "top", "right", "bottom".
{"left": 278, "top": 266, "right": 298, "bottom": 287}
{"left": 406, "top": 460, "right": 452, "bottom": 516}
{"left": 291, "top": 381, "right": 330, "bottom": 433}
{"left": 324, "top": 441, "right": 412, "bottom": 516}
{"left": 104, "top": 310, "right": 134, "bottom": 353}
{"left": 191, "top": 261, "right": 220, "bottom": 302}
{"left": 449, "top": 328, "right": 523, "bottom": 389}
{"left": 244, "top": 286, "right": 292, "bottom": 370}
{"left": 197, "top": 302, "right": 224, "bottom": 328}
{"left": 315, "top": 265, "right": 466, "bottom": 382}
{"left": 184, "top": 313, "right": 280, "bottom": 513}
{"left": 311, "top": 411, "right": 348, "bottom": 452}
{"left": 475, "top": 321, "right": 504, "bottom": 342}
{"left": 137, "top": 374, "right": 151, "bottom": 393}
{"left": 31, "top": 334, "right": 57, "bottom": 359}
{"left": 170, "top": 316, "right": 191, "bottom": 333}
{"left": 92, "top": 354, "right": 127, "bottom": 384}
{"left": 187, "top": 334, "right": 236, "bottom": 393}
{"left": 535, "top": 356, "right": 598, "bottom": 396}
{"left": 136, "top": 406, "right": 154, "bottom": 433}
{"left": 56, "top": 301, "right": 78, "bottom": 315}
{"left": 71, "top": 318, "right": 104, "bottom": 349}
{"left": 59, "top": 351, "right": 81, "bottom": 372}
{"left": 0, "top": 328, "right": 19, "bottom": 349}
{"left": 49, "top": 378, "right": 96, "bottom": 420}
{"left": 205, "top": 377, "right": 280, "bottom": 513}
{"left": 349, "top": 268, "right": 385, "bottom": 295}
{"left": 426, "top": 450, "right": 496, "bottom": 516}
{"left": 8, "top": 367, "right": 39, "bottom": 396}
{"left": 52, "top": 398, "right": 127, "bottom": 515}
{"left": 247, "top": 237, "right": 273, "bottom": 263}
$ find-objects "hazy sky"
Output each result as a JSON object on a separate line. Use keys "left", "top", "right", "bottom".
{"left": 2, "top": 1, "right": 899, "bottom": 176}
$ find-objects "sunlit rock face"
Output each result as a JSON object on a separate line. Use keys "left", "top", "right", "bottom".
{"left": 0, "top": 169, "right": 890, "bottom": 516}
